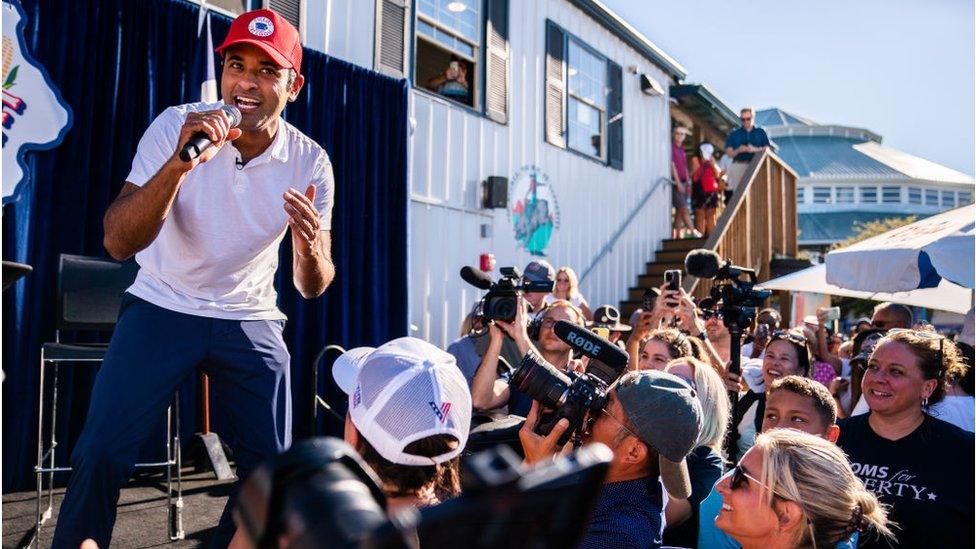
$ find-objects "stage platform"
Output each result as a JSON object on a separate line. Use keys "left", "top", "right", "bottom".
{"left": 3, "top": 468, "right": 233, "bottom": 548}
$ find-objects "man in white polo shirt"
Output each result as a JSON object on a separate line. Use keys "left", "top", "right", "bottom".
{"left": 52, "top": 10, "right": 334, "bottom": 549}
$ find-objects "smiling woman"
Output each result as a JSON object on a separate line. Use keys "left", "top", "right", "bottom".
{"left": 837, "top": 331, "right": 975, "bottom": 549}
{"left": 716, "top": 429, "right": 892, "bottom": 549}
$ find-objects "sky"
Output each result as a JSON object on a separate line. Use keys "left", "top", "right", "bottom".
{"left": 603, "top": 0, "right": 976, "bottom": 176}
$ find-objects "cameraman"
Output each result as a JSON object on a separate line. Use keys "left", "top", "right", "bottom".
{"left": 470, "top": 298, "right": 584, "bottom": 416}
{"left": 519, "top": 370, "right": 702, "bottom": 549}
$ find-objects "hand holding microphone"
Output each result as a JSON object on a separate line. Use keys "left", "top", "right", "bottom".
{"left": 175, "top": 105, "right": 243, "bottom": 166}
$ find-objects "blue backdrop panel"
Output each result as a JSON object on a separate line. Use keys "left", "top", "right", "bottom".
{"left": 1, "top": 0, "right": 409, "bottom": 491}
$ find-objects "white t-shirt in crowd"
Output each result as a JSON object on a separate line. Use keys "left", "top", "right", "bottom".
{"left": 926, "top": 396, "right": 975, "bottom": 432}
{"left": 125, "top": 101, "right": 335, "bottom": 320}
{"left": 545, "top": 293, "right": 588, "bottom": 310}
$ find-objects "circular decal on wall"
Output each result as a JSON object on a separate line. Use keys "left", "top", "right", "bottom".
{"left": 510, "top": 165, "right": 560, "bottom": 257}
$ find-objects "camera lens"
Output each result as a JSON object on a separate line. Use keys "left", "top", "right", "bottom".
{"left": 487, "top": 295, "right": 518, "bottom": 321}
{"left": 509, "top": 351, "right": 571, "bottom": 409}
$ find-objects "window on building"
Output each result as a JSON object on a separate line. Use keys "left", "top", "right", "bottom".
{"left": 545, "top": 21, "right": 623, "bottom": 169}
{"left": 959, "top": 191, "right": 973, "bottom": 205}
{"left": 882, "top": 186, "right": 901, "bottom": 204}
{"left": 908, "top": 187, "right": 922, "bottom": 204}
{"left": 414, "top": 0, "right": 481, "bottom": 108}
{"left": 566, "top": 39, "right": 608, "bottom": 160}
{"left": 813, "top": 186, "right": 831, "bottom": 204}
{"left": 941, "top": 190, "right": 955, "bottom": 207}
{"left": 925, "top": 189, "right": 938, "bottom": 205}
{"left": 836, "top": 186, "right": 854, "bottom": 203}
{"left": 797, "top": 186, "right": 806, "bottom": 204}
{"left": 860, "top": 186, "right": 878, "bottom": 203}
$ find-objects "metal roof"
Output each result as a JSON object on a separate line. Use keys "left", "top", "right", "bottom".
{"left": 757, "top": 108, "right": 816, "bottom": 128}
{"left": 774, "top": 136, "right": 903, "bottom": 180}
{"left": 568, "top": 0, "right": 687, "bottom": 80}
{"left": 670, "top": 84, "right": 739, "bottom": 133}
{"left": 799, "top": 211, "right": 925, "bottom": 245}
{"left": 775, "top": 135, "right": 975, "bottom": 185}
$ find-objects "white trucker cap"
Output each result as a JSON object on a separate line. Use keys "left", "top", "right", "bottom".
{"left": 332, "top": 337, "right": 472, "bottom": 466}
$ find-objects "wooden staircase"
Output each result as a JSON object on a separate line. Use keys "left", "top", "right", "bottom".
{"left": 619, "top": 150, "right": 801, "bottom": 321}
{"left": 619, "top": 237, "right": 705, "bottom": 318}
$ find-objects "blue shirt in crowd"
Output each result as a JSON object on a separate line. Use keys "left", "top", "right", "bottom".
{"left": 698, "top": 472, "right": 857, "bottom": 549}
{"left": 724, "top": 126, "right": 770, "bottom": 162}
{"left": 579, "top": 477, "right": 664, "bottom": 549}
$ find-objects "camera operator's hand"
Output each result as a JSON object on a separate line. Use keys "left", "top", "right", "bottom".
{"left": 568, "top": 357, "right": 588, "bottom": 375}
{"left": 723, "top": 370, "right": 744, "bottom": 393}
{"left": 495, "top": 296, "right": 534, "bottom": 356}
{"left": 519, "top": 401, "right": 571, "bottom": 466}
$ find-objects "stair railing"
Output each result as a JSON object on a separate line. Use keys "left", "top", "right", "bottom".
{"left": 685, "top": 151, "right": 799, "bottom": 308}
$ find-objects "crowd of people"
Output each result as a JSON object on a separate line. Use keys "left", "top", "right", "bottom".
{"left": 672, "top": 107, "right": 770, "bottom": 239}
{"left": 231, "top": 257, "right": 971, "bottom": 549}
{"left": 48, "top": 7, "right": 970, "bottom": 549}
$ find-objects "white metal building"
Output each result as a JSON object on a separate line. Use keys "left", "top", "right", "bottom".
{"left": 199, "top": 0, "right": 686, "bottom": 348}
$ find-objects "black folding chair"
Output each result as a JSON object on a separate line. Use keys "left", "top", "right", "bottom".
{"left": 33, "top": 254, "right": 184, "bottom": 546}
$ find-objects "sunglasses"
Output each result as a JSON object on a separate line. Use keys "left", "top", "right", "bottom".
{"left": 586, "top": 408, "right": 638, "bottom": 440}
{"left": 701, "top": 309, "right": 724, "bottom": 320}
{"left": 888, "top": 328, "right": 945, "bottom": 376}
{"left": 771, "top": 330, "right": 807, "bottom": 345}
{"left": 740, "top": 116, "right": 753, "bottom": 122}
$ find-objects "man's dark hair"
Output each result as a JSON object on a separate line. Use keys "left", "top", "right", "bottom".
{"left": 768, "top": 375, "right": 837, "bottom": 429}
{"left": 872, "top": 302, "right": 913, "bottom": 328}
{"left": 757, "top": 308, "right": 781, "bottom": 328}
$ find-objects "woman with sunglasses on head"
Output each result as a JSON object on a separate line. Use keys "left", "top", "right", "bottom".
{"left": 546, "top": 266, "right": 593, "bottom": 320}
{"left": 837, "top": 329, "right": 974, "bottom": 548}
{"left": 716, "top": 429, "right": 892, "bottom": 549}
{"left": 662, "top": 357, "right": 731, "bottom": 548}
{"left": 730, "top": 329, "right": 812, "bottom": 462}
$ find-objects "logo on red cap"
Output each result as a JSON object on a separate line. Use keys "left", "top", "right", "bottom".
{"left": 248, "top": 16, "right": 274, "bottom": 37}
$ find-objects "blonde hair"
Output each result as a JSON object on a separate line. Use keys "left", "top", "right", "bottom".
{"left": 542, "top": 299, "right": 585, "bottom": 325}
{"left": 554, "top": 267, "right": 581, "bottom": 300}
{"left": 666, "top": 357, "right": 730, "bottom": 459}
{"left": 753, "top": 429, "right": 893, "bottom": 548}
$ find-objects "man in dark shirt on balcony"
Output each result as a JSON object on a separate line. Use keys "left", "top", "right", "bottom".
{"left": 724, "top": 107, "right": 770, "bottom": 190}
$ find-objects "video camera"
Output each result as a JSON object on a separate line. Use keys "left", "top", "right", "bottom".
{"left": 235, "top": 438, "right": 613, "bottom": 548}
{"left": 509, "top": 321, "right": 630, "bottom": 446}
{"left": 684, "top": 249, "right": 772, "bottom": 333}
{"left": 459, "top": 266, "right": 554, "bottom": 322}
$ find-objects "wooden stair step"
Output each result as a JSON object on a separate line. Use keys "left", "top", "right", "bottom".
{"left": 660, "top": 237, "right": 706, "bottom": 251}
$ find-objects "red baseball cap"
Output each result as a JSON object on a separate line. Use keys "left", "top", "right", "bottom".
{"left": 216, "top": 9, "right": 302, "bottom": 73}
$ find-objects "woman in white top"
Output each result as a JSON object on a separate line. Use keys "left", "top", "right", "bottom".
{"left": 547, "top": 266, "right": 592, "bottom": 320}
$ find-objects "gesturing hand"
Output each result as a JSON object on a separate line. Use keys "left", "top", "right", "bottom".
{"left": 284, "top": 185, "right": 321, "bottom": 258}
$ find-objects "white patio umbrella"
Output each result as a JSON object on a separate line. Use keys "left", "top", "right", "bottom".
{"left": 757, "top": 263, "right": 972, "bottom": 315}
{"left": 825, "top": 205, "right": 975, "bottom": 292}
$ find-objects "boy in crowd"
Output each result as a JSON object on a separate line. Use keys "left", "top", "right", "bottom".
{"left": 698, "top": 375, "right": 850, "bottom": 549}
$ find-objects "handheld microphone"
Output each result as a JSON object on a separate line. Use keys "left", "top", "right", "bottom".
{"left": 684, "top": 249, "right": 721, "bottom": 279}
{"left": 178, "top": 104, "right": 242, "bottom": 162}
{"left": 553, "top": 321, "right": 629, "bottom": 370}
{"left": 459, "top": 266, "right": 493, "bottom": 290}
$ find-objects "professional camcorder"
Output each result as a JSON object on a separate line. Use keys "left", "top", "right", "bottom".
{"left": 459, "top": 266, "right": 554, "bottom": 322}
{"left": 509, "top": 321, "right": 630, "bottom": 446}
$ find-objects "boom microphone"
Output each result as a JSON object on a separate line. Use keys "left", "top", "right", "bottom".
{"left": 684, "top": 249, "right": 721, "bottom": 279}
{"left": 460, "top": 266, "right": 493, "bottom": 290}
{"left": 553, "top": 321, "right": 629, "bottom": 369}
{"left": 178, "top": 104, "right": 242, "bottom": 162}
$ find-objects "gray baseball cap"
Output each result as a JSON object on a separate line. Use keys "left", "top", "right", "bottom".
{"left": 615, "top": 370, "right": 702, "bottom": 499}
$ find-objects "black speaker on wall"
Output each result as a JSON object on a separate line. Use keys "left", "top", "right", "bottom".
{"left": 482, "top": 176, "right": 509, "bottom": 209}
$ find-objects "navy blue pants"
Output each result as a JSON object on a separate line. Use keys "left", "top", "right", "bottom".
{"left": 52, "top": 294, "right": 291, "bottom": 548}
